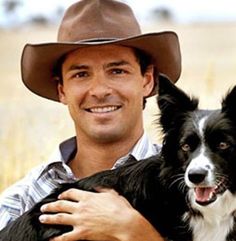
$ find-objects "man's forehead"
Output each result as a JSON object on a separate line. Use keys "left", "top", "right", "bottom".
{"left": 65, "top": 44, "right": 136, "bottom": 60}
{"left": 62, "top": 44, "right": 138, "bottom": 68}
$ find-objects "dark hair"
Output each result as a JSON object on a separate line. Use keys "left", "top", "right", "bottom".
{"left": 133, "top": 48, "right": 153, "bottom": 75}
{"left": 53, "top": 55, "right": 66, "bottom": 84}
{"left": 133, "top": 48, "right": 157, "bottom": 108}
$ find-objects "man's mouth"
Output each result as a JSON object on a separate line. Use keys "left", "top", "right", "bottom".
{"left": 193, "top": 178, "right": 227, "bottom": 206}
{"left": 85, "top": 105, "right": 121, "bottom": 113}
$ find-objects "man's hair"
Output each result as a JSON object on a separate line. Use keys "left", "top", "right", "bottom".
{"left": 133, "top": 49, "right": 156, "bottom": 108}
{"left": 133, "top": 48, "right": 153, "bottom": 76}
{"left": 53, "top": 48, "right": 156, "bottom": 108}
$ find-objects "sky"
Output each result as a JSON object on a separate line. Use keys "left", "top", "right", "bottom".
{"left": 0, "top": 0, "right": 236, "bottom": 27}
{"left": 125, "top": 0, "right": 236, "bottom": 23}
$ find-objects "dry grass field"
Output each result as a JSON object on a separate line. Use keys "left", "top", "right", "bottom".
{"left": 1, "top": 22, "right": 236, "bottom": 191}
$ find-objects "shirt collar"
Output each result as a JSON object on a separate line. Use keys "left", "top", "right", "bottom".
{"left": 59, "top": 136, "right": 77, "bottom": 163}
{"left": 36, "top": 137, "right": 77, "bottom": 180}
{"left": 112, "top": 132, "right": 159, "bottom": 168}
{"left": 130, "top": 132, "right": 159, "bottom": 159}
{"left": 38, "top": 133, "right": 159, "bottom": 178}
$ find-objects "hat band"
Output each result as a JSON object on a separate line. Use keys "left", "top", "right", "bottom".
{"left": 79, "top": 38, "right": 118, "bottom": 43}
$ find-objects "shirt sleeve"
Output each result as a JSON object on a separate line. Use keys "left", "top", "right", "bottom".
{"left": 0, "top": 160, "right": 68, "bottom": 231}
{"left": 0, "top": 179, "right": 29, "bottom": 230}
{"left": 0, "top": 207, "right": 14, "bottom": 230}
{"left": 0, "top": 163, "right": 45, "bottom": 231}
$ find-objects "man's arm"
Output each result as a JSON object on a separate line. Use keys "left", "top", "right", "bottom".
{"left": 0, "top": 180, "right": 29, "bottom": 231}
{"left": 39, "top": 188, "right": 164, "bottom": 241}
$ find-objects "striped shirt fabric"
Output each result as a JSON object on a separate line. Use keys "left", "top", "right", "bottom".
{"left": 0, "top": 133, "right": 160, "bottom": 230}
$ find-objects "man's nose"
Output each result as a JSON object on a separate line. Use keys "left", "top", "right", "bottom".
{"left": 88, "top": 75, "right": 112, "bottom": 98}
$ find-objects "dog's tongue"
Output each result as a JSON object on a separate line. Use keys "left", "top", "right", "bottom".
{"left": 194, "top": 187, "right": 215, "bottom": 202}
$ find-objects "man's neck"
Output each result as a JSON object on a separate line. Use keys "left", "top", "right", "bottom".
{"left": 69, "top": 133, "right": 143, "bottom": 179}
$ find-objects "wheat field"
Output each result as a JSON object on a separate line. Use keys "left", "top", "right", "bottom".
{"left": 1, "top": 22, "right": 236, "bottom": 191}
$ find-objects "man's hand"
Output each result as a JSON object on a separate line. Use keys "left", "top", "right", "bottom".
{"left": 39, "top": 188, "right": 164, "bottom": 241}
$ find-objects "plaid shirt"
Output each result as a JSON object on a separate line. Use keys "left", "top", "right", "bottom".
{"left": 0, "top": 133, "right": 160, "bottom": 230}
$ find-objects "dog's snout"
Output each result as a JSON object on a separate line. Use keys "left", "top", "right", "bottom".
{"left": 188, "top": 168, "right": 208, "bottom": 184}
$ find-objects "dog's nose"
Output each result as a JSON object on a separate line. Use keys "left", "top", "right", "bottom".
{"left": 188, "top": 168, "right": 208, "bottom": 184}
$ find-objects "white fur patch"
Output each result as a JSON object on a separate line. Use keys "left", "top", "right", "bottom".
{"left": 185, "top": 115, "right": 214, "bottom": 188}
{"left": 187, "top": 191, "right": 236, "bottom": 241}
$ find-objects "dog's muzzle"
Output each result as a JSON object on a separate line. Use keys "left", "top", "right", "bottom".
{"left": 186, "top": 167, "right": 227, "bottom": 206}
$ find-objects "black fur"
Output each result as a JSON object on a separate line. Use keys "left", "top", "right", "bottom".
{"left": 0, "top": 156, "right": 190, "bottom": 241}
{"left": 1, "top": 74, "right": 236, "bottom": 241}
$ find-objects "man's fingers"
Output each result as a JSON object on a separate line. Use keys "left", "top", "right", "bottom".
{"left": 94, "top": 186, "right": 119, "bottom": 195}
{"left": 40, "top": 188, "right": 121, "bottom": 217}
{"left": 58, "top": 188, "right": 96, "bottom": 201}
{"left": 59, "top": 187, "right": 119, "bottom": 200}
{"left": 40, "top": 199, "right": 77, "bottom": 213}
{"left": 39, "top": 212, "right": 75, "bottom": 226}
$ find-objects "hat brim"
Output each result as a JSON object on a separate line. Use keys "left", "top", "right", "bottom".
{"left": 21, "top": 31, "right": 181, "bottom": 101}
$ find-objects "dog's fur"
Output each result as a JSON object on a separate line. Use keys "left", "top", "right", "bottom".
{"left": 1, "top": 75, "right": 236, "bottom": 241}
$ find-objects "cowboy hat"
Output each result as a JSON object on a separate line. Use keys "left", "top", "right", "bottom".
{"left": 21, "top": 0, "right": 181, "bottom": 101}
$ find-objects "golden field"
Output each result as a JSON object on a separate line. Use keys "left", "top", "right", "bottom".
{"left": 1, "top": 22, "right": 236, "bottom": 191}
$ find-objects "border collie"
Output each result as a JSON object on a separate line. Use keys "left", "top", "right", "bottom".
{"left": 1, "top": 75, "right": 236, "bottom": 241}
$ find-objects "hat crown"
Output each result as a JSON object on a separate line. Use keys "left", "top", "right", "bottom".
{"left": 57, "top": 0, "right": 142, "bottom": 42}
{"left": 21, "top": 0, "right": 181, "bottom": 102}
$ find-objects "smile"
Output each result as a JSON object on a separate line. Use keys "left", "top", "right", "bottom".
{"left": 86, "top": 106, "right": 121, "bottom": 113}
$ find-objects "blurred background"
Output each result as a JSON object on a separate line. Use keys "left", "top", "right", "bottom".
{"left": 1, "top": 0, "right": 236, "bottom": 190}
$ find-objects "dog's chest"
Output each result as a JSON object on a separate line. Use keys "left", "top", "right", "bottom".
{"left": 190, "top": 218, "right": 233, "bottom": 241}
{"left": 189, "top": 215, "right": 234, "bottom": 241}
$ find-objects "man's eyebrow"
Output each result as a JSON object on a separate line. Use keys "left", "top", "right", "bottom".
{"left": 105, "top": 60, "right": 131, "bottom": 68}
{"left": 67, "top": 64, "right": 89, "bottom": 71}
{"left": 66, "top": 61, "right": 131, "bottom": 71}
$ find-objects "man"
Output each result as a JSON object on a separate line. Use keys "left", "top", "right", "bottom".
{"left": 0, "top": 0, "right": 181, "bottom": 240}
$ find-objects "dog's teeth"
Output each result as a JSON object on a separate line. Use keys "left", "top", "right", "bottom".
{"left": 208, "top": 192, "right": 213, "bottom": 200}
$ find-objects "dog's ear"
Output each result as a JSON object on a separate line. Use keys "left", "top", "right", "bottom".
{"left": 222, "top": 85, "right": 236, "bottom": 120}
{"left": 157, "top": 74, "right": 198, "bottom": 132}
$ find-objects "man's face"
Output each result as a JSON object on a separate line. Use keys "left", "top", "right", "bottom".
{"left": 58, "top": 45, "right": 154, "bottom": 144}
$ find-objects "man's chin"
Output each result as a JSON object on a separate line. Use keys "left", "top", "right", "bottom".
{"left": 92, "top": 133, "right": 124, "bottom": 144}
{"left": 88, "top": 128, "right": 127, "bottom": 144}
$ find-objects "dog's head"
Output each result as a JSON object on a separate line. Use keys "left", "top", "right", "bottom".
{"left": 157, "top": 74, "right": 236, "bottom": 208}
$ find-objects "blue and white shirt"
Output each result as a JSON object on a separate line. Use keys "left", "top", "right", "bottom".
{"left": 0, "top": 133, "right": 160, "bottom": 230}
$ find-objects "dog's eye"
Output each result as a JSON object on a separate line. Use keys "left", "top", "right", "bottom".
{"left": 218, "top": 142, "right": 230, "bottom": 150}
{"left": 181, "top": 143, "right": 191, "bottom": 152}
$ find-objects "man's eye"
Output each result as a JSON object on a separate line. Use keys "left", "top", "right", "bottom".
{"left": 73, "top": 71, "right": 88, "bottom": 78}
{"left": 111, "top": 69, "right": 126, "bottom": 74}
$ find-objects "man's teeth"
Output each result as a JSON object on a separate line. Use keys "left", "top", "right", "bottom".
{"left": 89, "top": 106, "right": 119, "bottom": 113}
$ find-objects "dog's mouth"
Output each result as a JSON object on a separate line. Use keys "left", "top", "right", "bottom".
{"left": 194, "top": 179, "right": 227, "bottom": 206}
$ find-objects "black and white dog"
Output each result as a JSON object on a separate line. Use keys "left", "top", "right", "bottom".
{"left": 1, "top": 75, "right": 236, "bottom": 241}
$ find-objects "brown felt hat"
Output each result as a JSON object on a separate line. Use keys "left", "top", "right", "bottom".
{"left": 21, "top": 0, "right": 181, "bottom": 101}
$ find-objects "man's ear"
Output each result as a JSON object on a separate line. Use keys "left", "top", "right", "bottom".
{"left": 143, "top": 65, "right": 155, "bottom": 98}
{"left": 57, "top": 83, "right": 68, "bottom": 105}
